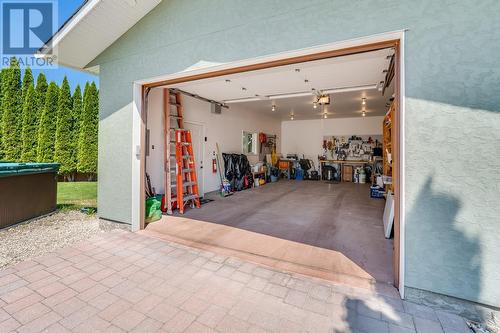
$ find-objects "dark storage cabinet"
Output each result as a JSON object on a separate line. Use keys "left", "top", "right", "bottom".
{"left": 0, "top": 163, "right": 60, "bottom": 229}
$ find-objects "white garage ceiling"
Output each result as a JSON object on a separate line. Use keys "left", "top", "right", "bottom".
{"left": 229, "top": 88, "right": 392, "bottom": 120}
{"left": 167, "top": 48, "right": 395, "bottom": 120}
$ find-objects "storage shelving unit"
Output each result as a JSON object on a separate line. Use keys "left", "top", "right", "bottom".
{"left": 383, "top": 103, "right": 394, "bottom": 192}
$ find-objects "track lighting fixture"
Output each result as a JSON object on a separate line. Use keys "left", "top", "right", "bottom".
{"left": 224, "top": 97, "right": 261, "bottom": 104}
{"left": 272, "top": 105, "right": 276, "bottom": 112}
{"left": 362, "top": 98, "right": 367, "bottom": 105}
{"left": 317, "top": 95, "right": 330, "bottom": 105}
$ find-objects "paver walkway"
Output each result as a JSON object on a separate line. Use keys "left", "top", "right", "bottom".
{"left": 0, "top": 230, "right": 472, "bottom": 333}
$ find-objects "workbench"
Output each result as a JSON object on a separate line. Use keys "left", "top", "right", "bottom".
{"left": 319, "top": 160, "right": 373, "bottom": 182}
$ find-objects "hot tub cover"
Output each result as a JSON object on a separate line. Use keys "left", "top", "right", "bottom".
{"left": 0, "top": 162, "right": 60, "bottom": 177}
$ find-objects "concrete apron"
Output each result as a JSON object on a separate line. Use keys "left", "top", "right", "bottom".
{"left": 140, "top": 217, "right": 399, "bottom": 299}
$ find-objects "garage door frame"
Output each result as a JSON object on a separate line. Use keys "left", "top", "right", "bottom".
{"left": 132, "top": 30, "right": 406, "bottom": 296}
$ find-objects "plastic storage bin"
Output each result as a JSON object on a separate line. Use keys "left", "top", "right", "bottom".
{"left": 295, "top": 168, "right": 304, "bottom": 180}
{"left": 370, "top": 186, "right": 385, "bottom": 199}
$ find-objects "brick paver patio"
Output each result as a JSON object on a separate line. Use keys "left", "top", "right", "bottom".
{"left": 0, "top": 230, "right": 471, "bottom": 333}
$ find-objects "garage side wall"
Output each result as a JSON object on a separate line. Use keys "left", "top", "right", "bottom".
{"left": 90, "top": 1, "right": 500, "bottom": 306}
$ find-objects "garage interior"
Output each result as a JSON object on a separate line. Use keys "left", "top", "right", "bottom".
{"left": 142, "top": 47, "right": 398, "bottom": 291}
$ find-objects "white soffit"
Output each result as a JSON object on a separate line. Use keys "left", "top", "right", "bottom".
{"left": 40, "top": 0, "right": 162, "bottom": 73}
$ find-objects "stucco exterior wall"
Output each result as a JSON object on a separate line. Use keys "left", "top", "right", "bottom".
{"left": 90, "top": 1, "right": 500, "bottom": 306}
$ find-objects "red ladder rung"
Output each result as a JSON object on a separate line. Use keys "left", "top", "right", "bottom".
{"left": 175, "top": 128, "right": 201, "bottom": 214}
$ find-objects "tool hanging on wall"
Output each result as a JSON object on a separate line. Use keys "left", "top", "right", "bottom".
{"left": 212, "top": 154, "right": 217, "bottom": 174}
{"left": 216, "top": 142, "right": 232, "bottom": 197}
{"left": 145, "top": 173, "right": 155, "bottom": 197}
{"left": 259, "top": 132, "right": 267, "bottom": 153}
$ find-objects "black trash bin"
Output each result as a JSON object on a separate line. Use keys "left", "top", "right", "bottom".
{"left": 322, "top": 165, "right": 339, "bottom": 182}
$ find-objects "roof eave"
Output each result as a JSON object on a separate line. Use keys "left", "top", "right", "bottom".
{"left": 37, "top": 0, "right": 100, "bottom": 58}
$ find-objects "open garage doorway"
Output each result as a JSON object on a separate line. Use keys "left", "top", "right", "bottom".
{"left": 136, "top": 36, "right": 403, "bottom": 294}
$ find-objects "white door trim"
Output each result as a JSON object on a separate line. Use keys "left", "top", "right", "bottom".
{"left": 131, "top": 83, "right": 143, "bottom": 232}
{"left": 398, "top": 31, "right": 406, "bottom": 298}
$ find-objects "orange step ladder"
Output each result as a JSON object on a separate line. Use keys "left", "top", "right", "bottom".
{"left": 174, "top": 129, "right": 201, "bottom": 214}
{"left": 162, "top": 88, "right": 201, "bottom": 214}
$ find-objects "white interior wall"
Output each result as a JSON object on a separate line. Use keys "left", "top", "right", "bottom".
{"left": 146, "top": 89, "right": 281, "bottom": 195}
{"left": 281, "top": 116, "right": 383, "bottom": 161}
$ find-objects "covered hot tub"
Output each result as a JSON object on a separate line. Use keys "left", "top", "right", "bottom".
{"left": 0, "top": 162, "right": 60, "bottom": 229}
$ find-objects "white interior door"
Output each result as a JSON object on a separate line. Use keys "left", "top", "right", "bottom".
{"left": 184, "top": 122, "right": 204, "bottom": 197}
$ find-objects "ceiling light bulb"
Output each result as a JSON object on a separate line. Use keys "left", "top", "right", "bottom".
{"left": 323, "top": 113, "right": 328, "bottom": 119}
{"left": 378, "top": 81, "right": 384, "bottom": 92}
{"left": 272, "top": 105, "right": 276, "bottom": 112}
{"left": 290, "top": 115, "right": 294, "bottom": 120}
{"left": 362, "top": 111, "right": 366, "bottom": 117}
{"left": 313, "top": 101, "right": 318, "bottom": 109}
{"left": 362, "top": 98, "right": 367, "bottom": 105}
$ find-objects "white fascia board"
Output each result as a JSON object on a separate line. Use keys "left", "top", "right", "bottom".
{"left": 39, "top": 0, "right": 102, "bottom": 56}
{"left": 52, "top": 60, "right": 100, "bottom": 75}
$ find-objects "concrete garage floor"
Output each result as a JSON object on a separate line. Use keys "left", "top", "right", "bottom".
{"left": 147, "top": 181, "right": 394, "bottom": 288}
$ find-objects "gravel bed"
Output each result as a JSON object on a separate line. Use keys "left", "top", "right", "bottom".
{"left": 0, "top": 210, "right": 129, "bottom": 270}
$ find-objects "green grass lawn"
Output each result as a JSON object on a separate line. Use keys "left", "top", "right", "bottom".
{"left": 57, "top": 182, "right": 97, "bottom": 211}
